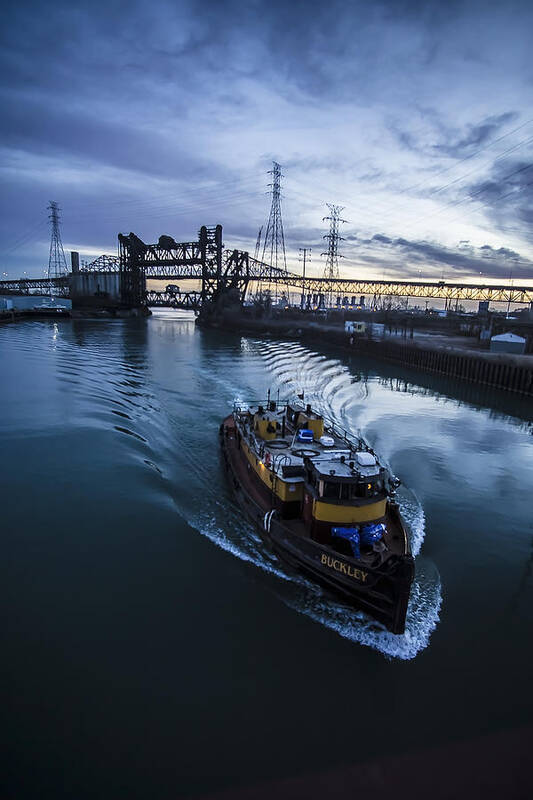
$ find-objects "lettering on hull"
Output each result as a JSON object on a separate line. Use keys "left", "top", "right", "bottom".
{"left": 321, "top": 553, "right": 368, "bottom": 582}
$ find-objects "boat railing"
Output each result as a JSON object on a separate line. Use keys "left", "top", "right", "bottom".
{"left": 320, "top": 413, "right": 368, "bottom": 453}
{"left": 232, "top": 399, "right": 371, "bottom": 455}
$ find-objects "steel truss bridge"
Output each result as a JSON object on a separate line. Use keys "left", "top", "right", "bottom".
{"left": 0, "top": 276, "right": 70, "bottom": 295}
{"left": 1, "top": 225, "right": 532, "bottom": 308}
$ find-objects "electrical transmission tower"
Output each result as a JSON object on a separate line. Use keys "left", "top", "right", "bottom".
{"left": 254, "top": 225, "right": 263, "bottom": 261}
{"left": 47, "top": 201, "right": 67, "bottom": 281}
{"left": 262, "top": 162, "right": 287, "bottom": 274}
{"left": 322, "top": 204, "right": 346, "bottom": 280}
{"left": 322, "top": 204, "right": 347, "bottom": 307}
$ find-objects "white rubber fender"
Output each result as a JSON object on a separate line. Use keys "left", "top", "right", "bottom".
{"left": 263, "top": 509, "right": 276, "bottom": 532}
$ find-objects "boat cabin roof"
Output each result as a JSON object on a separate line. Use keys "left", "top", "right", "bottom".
{"left": 237, "top": 402, "right": 382, "bottom": 484}
{"left": 310, "top": 453, "right": 381, "bottom": 481}
{"left": 287, "top": 403, "right": 322, "bottom": 420}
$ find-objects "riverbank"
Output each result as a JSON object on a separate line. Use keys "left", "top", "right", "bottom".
{"left": 198, "top": 313, "right": 533, "bottom": 397}
{"left": 0, "top": 308, "right": 71, "bottom": 323}
{"left": 0, "top": 306, "right": 150, "bottom": 324}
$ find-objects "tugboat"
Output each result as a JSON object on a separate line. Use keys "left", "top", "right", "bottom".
{"left": 220, "top": 396, "right": 415, "bottom": 634}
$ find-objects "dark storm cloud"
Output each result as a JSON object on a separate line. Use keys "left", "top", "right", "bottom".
{"left": 1, "top": 94, "right": 224, "bottom": 182}
{"left": 466, "top": 159, "right": 533, "bottom": 238}
{"left": 350, "top": 234, "right": 532, "bottom": 280}
{"left": 390, "top": 111, "right": 523, "bottom": 170}
{"left": 1, "top": 0, "right": 533, "bottom": 277}
{"left": 434, "top": 113, "right": 519, "bottom": 159}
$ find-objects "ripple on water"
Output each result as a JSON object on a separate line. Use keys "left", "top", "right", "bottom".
{"left": 1, "top": 320, "right": 442, "bottom": 659}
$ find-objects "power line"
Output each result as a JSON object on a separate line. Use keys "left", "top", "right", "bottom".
{"left": 279, "top": 123, "right": 533, "bottom": 233}
{"left": 422, "top": 135, "right": 533, "bottom": 201}
{"left": 70, "top": 172, "right": 262, "bottom": 214}
{"left": 437, "top": 177, "right": 533, "bottom": 232}
{"left": 402, "top": 161, "right": 533, "bottom": 231}
{"left": 0, "top": 219, "right": 48, "bottom": 259}
{"left": 393, "top": 116, "right": 533, "bottom": 199}
{"left": 70, "top": 185, "right": 264, "bottom": 226}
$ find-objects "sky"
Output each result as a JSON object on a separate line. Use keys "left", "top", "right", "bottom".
{"left": 1, "top": 0, "right": 533, "bottom": 284}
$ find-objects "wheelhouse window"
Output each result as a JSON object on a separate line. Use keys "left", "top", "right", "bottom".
{"left": 322, "top": 481, "right": 340, "bottom": 499}
{"left": 317, "top": 477, "right": 384, "bottom": 500}
{"left": 355, "top": 479, "right": 384, "bottom": 498}
{"left": 340, "top": 483, "right": 351, "bottom": 501}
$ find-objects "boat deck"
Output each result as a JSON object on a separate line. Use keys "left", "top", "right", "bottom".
{"left": 235, "top": 406, "right": 381, "bottom": 485}
{"left": 224, "top": 414, "right": 408, "bottom": 558}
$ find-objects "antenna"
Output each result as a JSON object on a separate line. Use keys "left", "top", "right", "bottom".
{"left": 47, "top": 201, "right": 67, "bottom": 282}
{"left": 322, "top": 203, "right": 347, "bottom": 307}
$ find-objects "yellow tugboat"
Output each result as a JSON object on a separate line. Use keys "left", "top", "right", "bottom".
{"left": 220, "top": 395, "right": 414, "bottom": 634}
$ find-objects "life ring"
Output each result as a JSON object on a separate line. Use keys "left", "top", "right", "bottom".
{"left": 268, "top": 440, "right": 288, "bottom": 450}
{"left": 292, "top": 448, "right": 320, "bottom": 458}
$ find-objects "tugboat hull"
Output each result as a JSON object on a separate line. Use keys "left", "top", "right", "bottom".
{"left": 220, "top": 416, "right": 414, "bottom": 634}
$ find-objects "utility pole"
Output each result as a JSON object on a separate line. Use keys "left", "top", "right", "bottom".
{"left": 254, "top": 225, "right": 263, "bottom": 301}
{"left": 506, "top": 268, "right": 513, "bottom": 318}
{"left": 262, "top": 161, "right": 287, "bottom": 303}
{"left": 322, "top": 203, "right": 347, "bottom": 308}
{"left": 47, "top": 201, "right": 67, "bottom": 287}
{"left": 299, "top": 247, "right": 311, "bottom": 310}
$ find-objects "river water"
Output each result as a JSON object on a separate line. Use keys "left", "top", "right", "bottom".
{"left": 2, "top": 311, "right": 532, "bottom": 798}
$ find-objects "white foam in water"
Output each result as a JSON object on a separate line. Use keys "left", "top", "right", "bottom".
{"left": 396, "top": 487, "right": 427, "bottom": 558}
{"left": 280, "top": 560, "right": 442, "bottom": 661}
{"left": 174, "top": 347, "right": 441, "bottom": 660}
{"left": 187, "top": 505, "right": 441, "bottom": 661}
{"left": 190, "top": 511, "right": 292, "bottom": 583}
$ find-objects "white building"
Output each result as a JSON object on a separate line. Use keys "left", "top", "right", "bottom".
{"left": 490, "top": 332, "right": 526, "bottom": 355}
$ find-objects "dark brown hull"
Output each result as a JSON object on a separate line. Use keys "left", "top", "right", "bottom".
{"left": 220, "top": 416, "right": 414, "bottom": 634}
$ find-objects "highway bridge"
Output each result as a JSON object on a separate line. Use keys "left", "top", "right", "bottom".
{"left": 1, "top": 225, "right": 532, "bottom": 309}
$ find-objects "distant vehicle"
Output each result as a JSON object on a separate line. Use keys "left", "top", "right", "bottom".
{"left": 166, "top": 284, "right": 180, "bottom": 294}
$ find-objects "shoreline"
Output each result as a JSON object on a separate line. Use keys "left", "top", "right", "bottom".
{"left": 197, "top": 312, "right": 533, "bottom": 397}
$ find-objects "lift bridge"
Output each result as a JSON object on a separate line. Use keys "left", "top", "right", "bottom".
{"left": 1, "top": 224, "right": 533, "bottom": 309}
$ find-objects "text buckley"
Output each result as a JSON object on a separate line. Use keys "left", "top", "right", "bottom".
{"left": 321, "top": 554, "right": 368, "bottom": 582}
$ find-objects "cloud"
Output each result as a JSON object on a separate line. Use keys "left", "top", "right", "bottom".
{"left": 348, "top": 233, "right": 533, "bottom": 280}
{"left": 1, "top": 0, "right": 533, "bottom": 278}
{"left": 466, "top": 158, "right": 533, "bottom": 241}
{"left": 433, "top": 112, "right": 519, "bottom": 159}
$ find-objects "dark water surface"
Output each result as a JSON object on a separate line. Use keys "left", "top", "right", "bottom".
{"left": 2, "top": 312, "right": 532, "bottom": 798}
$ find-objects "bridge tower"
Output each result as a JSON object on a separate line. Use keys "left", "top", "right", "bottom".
{"left": 118, "top": 232, "right": 147, "bottom": 308}
{"left": 47, "top": 201, "right": 68, "bottom": 281}
{"left": 200, "top": 224, "right": 223, "bottom": 303}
